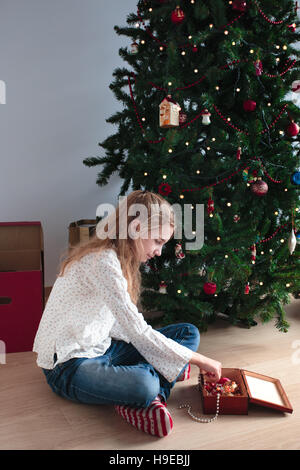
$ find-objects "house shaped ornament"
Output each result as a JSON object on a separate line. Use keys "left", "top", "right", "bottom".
{"left": 159, "top": 95, "right": 181, "bottom": 128}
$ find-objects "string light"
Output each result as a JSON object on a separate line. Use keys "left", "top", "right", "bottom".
{"left": 225, "top": 254, "right": 229, "bottom": 258}
{"left": 232, "top": 41, "right": 236, "bottom": 46}
{"left": 181, "top": 51, "right": 186, "bottom": 55}
{"left": 227, "top": 202, "right": 232, "bottom": 207}
{"left": 162, "top": 174, "right": 167, "bottom": 179}
{"left": 194, "top": 68, "right": 198, "bottom": 73}
{"left": 168, "top": 81, "right": 172, "bottom": 86}
{"left": 168, "top": 148, "right": 173, "bottom": 153}
{"left": 224, "top": 30, "right": 229, "bottom": 35}
{"left": 196, "top": 170, "right": 200, "bottom": 174}
{"left": 180, "top": 194, "right": 184, "bottom": 199}
{"left": 250, "top": 49, "right": 254, "bottom": 54}
{"left": 144, "top": 172, "right": 148, "bottom": 176}
{"left": 209, "top": 24, "right": 213, "bottom": 29}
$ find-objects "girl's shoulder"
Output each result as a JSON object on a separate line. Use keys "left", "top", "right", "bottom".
{"left": 81, "top": 247, "right": 119, "bottom": 265}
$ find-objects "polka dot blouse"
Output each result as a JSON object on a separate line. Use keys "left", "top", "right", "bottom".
{"left": 33, "top": 248, "right": 193, "bottom": 383}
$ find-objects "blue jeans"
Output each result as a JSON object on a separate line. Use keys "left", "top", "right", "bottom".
{"left": 42, "top": 323, "right": 200, "bottom": 408}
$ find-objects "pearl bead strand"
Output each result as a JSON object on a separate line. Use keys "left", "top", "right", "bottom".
{"left": 178, "top": 373, "right": 220, "bottom": 423}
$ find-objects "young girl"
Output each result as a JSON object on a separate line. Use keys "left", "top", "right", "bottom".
{"left": 33, "top": 190, "right": 221, "bottom": 438}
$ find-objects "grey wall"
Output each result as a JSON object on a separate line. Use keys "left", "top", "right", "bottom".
{"left": 0, "top": 0, "right": 137, "bottom": 286}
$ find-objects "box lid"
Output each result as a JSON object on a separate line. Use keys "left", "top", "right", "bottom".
{"left": 241, "top": 369, "right": 293, "bottom": 414}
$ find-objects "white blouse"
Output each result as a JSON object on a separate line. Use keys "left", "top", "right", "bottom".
{"left": 32, "top": 248, "right": 193, "bottom": 383}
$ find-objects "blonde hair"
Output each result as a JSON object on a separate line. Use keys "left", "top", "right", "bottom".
{"left": 58, "top": 190, "right": 175, "bottom": 305}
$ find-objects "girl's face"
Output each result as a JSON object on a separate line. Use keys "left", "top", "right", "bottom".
{"left": 139, "top": 224, "right": 174, "bottom": 263}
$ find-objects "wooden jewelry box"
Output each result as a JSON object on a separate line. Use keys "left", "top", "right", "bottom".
{"left": 200, "top": 368, "right": 293, "bottom": 415}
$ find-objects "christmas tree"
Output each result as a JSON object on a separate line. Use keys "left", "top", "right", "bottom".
{"left": 84, "top": 0, "right": 300, "bottom": 332}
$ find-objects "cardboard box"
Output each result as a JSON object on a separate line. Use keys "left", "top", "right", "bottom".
{"left": 0, "top": 222, "right": 44, "bottom": 353}
{"left": 200, "top": 368, "right": 293, "bottom": 415}
{"left": 68, "top": 219, "right": 96, "bottom": 248}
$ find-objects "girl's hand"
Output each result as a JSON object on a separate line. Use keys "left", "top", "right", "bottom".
{"left": 201, "top": 358, "right": 222, "bottom": 383}
{"left": 189, "top": 352, "right": 222, "bottom": 382}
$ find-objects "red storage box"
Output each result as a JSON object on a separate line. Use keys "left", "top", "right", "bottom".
{"left": 200, "top": 368, "right": 293, "bottom": 415}
{"left": 0, "top": 222, "right": 44, "bottom": 353}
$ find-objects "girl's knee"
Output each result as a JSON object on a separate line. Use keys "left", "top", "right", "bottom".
{"left": 185, "top": 323, "right": 200, "bottom": 346}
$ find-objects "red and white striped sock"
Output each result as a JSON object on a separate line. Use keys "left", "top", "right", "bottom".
{"left": 176, "top": 363, "right": 191, "bottom": 382}
{"left": 114, "top": 395, "right": 173, "bottom": 438}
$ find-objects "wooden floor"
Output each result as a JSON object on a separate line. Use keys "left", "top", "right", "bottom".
{"left": 0, "top": 296, "right": 299, "bottom": 450}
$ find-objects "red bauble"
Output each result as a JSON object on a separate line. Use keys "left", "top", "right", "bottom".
{"left": 286, "top": 121, "right": 299, "bottom": 137}
{"left": 243, "top": 99, "right": 256, "bottom": 112}
{"left": 232, "top": 0, "right": 248, "bottom": 12}
{"left": 250, "top": 179, "right": 268, "bottom": 196}
{"left": 158, "top": 182, "right": 172, "bottom": 196}
{"left": 171, "top": 6, "right": 185, "bottom": 24}
{"left": 203, "top": 282, "right": 217, "bottom": 295}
